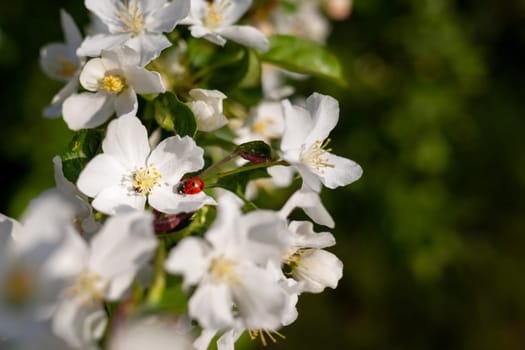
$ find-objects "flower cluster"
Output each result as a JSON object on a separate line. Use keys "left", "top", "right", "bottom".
{"left": 3, "top": 0, "right": 359, "bottom": 349}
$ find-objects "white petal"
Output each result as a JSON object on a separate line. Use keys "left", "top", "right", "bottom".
{"left": 102, "top": 114, "right": 150, "bottom": 169}
{"left": 111, "top": 45, "right": 141, "bottom": 67}
{"left": 43, "top": 77, "right": 79, "bottom": 118}
{"left": 125, "top": 66, "right": 165, "bottom": 94}
{"left": 77, "top": 33, "right": 131, "bottom": 58}
{"left": 318, "top": 153, "right": 363, "bottom": 189}
{"left": 189, "top": 283, "right": 234, "bottom": 330}
{"left": 92, "top": 185, "right": 146, "bottom": 215}
{"left": 238, "top": 210, "right": 290, "bottom": 265}
{"left": 205, "top": 192, "right": 243, "bottom": 250}
{"left": 233, "top": 265, "right": 288, "bottom": 330}
{"left": 0, "top": 214, "right": 22, "bottom": 245}
{"left": 267, "top": 165, "right": 294, "bottom": 187}
{"left": 288, "top": 221, "right": 336, "bottom": 249}
{"left": 280, "top": 100, "right": 313, "bottom": 152}
{"left": 61, "top": 9, "right": 82, "bottom": 49}
{"left": 295, "top": 162, "right": 322, "bottom": 192}
{"left": 280, "top": 189, "right": 334, "bottom": 228}
{"left": 194, "top": 329, "right": 217, "bottom": 350}
{"left": 114, "top": 88, "right": 138, "bottom": 116}
{"left": 149, "top": 186, "right": 216, "bottom": 214}
{"left": 141, "top": 0, "right": 166, "bottom": 14}
{"left": 52, "top": 298, "right": 106, "bottom": 349}
{"left": 165, "top": 237, "right": 211, "bottom": 289}
{"left": 146, "top": 0, "right": 191, "bottom": 33}
{"left": 148, "top": 135, "right": 204, "bottom": 182}
{"left": 124, "top": 33, "right": 172, "bottom": 66}
{"left": 39, "top": 43, "right": 78, "bottom": 82}
{"left": 216, "top": 25, "right": 269, "bottom": 51}
{"left": 293, "top": 249, "right": 343, "bottom": 293}
{"left": 303, "top": 93, "right": 339, "bottom": 147}
{"left": 77, "top": 154, "right": 126, "bottom": 197}
{"left": 62, "top": 92, "right": 114, "bottom": 130}
{"left": 221, "top": 0, "right": 252, "bottom": 24}
{"left": 217, "top": 326, "right": 244, "bottom": 350}
{"left": 85, "top": 0, "right": 119, "bottom": 26}
{"left": 79, "top": 58, "right": 106, "bottom": 91}
{"left": 88, "top": 211, "right": 156, "bottom": 297}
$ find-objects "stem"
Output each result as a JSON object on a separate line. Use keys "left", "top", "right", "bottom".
{"left": 145, "top": 240, "right": 166, "bottom": 306}
{"left": 198, "top": 151, "right": 240, "bottom": 178}
{"left": 202, "top": 160, "right": 288, "bottom": 181}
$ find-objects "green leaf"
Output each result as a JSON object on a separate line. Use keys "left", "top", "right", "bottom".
{"left": 214, "top": 164, "right": 270, "bottom": 197}
{"left": 150, "top": 92, "right": 197, "bottom": 137}
{"left": 261, "top": 34, "right": 345, "bottom": 85}
{"left": 204, "top": 43, "right": 251, "bottom": 91}
{"left": 60, "top": 129, "right": 103, "bottom": 183}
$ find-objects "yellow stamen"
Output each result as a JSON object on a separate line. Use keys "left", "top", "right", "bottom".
{"left": 205, "top": 1, "right": 232, "bottom": 28}
{"left": 101, "top": 74, "right": 126, "bottom": 94}
{"left": 300, "top": 138, "right": 335, "bottom": 174}
{"left": 249, "top": 329, "right": 286, "bottom": 347}
{"left": 118, "top": 1, "right": 145, "bottom": 36}
{"left": 66, "top": 271, "right": 105, "bottom": 307}
{"left": 5, "top": 266, "right": 34, "bottom": 307}
{"left": 132, "top": 164, "right": 162, "bottom": 196}
{"left": 209, "top": 256, "right": 238, "bottom": 285}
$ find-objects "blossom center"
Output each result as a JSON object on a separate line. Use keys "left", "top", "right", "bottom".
{"left": 117, "top": 1, "right": 145, "bottom": 36}
{"left": 132, "top": 164, "right": 162, "bottom": 196}
{"left": 251, "top": 118, "right": 274, "bottom": 135}
{"left": 101, "top": 74, "right": 126, "bottom": 94}
{"left": 205, "top": 1, "right": 231, "bottom": 28}
{"left": 209, "top": 256, "right": 238, "bottom": 285}
{"left": 300, "top": 139, "right": 335, "bottom": 173}
{"left": 57, "top": 56, "right": 76, "bottom": 78}
{"left": 4, "top": 266, "right": 35, "bottom": 308}
{"left": 67, "top": 271, "right": 105, "bottom": 306}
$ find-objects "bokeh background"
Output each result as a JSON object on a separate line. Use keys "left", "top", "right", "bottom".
{"left": 1, "top": 0, "right": 525, "bottom": 349}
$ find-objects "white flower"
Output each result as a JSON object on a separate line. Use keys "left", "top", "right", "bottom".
{"left": 284, "top": 221, "right": 343, "bottom": 293}
{"left": 187, "top": 88, "right": 228, "bottom": 132}
{"left": 182, "top": 0, "right": 269, "bottom": 51}
{"left": 280, "top": 93, "right": 363, "bottom": 191}
{"left": 165, "top": 192, "right": 291, "bottom": 331}
{"left": 63, "top": 46, "right": 165, "bottom": 130}
{"left": 77, "top": 114, "right": 215, "bottom": 215}
{"left": 51, "top": 210, "right": 157, "bottom": 349}
{"left": 272, "top": 0, "right": 330, "bottom": 43}
{"left": 235, "top": 101, "right": 284, "bottom": 144}
{"left": 0, "top": 190, "right": 82, "bottom": 340}
{"left": 78, "top": 0, "right": 191, "bottom": 66}
{"left": 39, "top": 10, "right": 84, "bottom": 118}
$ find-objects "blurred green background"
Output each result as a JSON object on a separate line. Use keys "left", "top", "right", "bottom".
{"left": 1, "top": 0, "right": 525, "bottom": 349}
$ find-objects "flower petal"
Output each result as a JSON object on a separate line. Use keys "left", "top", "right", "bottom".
{"left": 92, "top": 185, "right": 146, "bottom": 215}
{"left": 317, "top": 152, "right": 363, "bottom": 189}
{"left": 43, "top": 76, "right": 79, "bottom": 118}
{"left": 102, "top": 114, "right": 150, "bottom": 170}
{"left": 280, "top": 189, "right": 335, "bottom": 228}
{"left": 62, "top": 92, "right": 114, "bottom": 130}
{"left": 39, "top": 43, "right": 78, "bottom": 82}
{"left": 288, "top": 221, "right": 336, "bottom": 249}
{"left": 280, "top": 100, "right": 313, "bottom": 152}
{"left": 216, "top": 25, "right": 269, "bottom": 51}
{"left": 125, "top": 66, "right": 165, "bottom": 94}
{"left": 189, "top": 283, "right": 235, "bottom": 330}
{"left": 303, "top": 93, "right": 340, "bottom": 147}
{"left": 149, "top": 186, "right": 216, "bottom": 214}
{"left": 77, "top": 33, "right": 131, "bottom": 58}
{"left": 77, "top": 153, "right": 126, "bottom": 197}
{"left": 293, "top": 249, "right": 343, "bottom": 293}
{"left": 146, "top": 0, "right": 191, "bottom": 33}
{"left": 79, "top": 58, "right": 106, "bottom": 91}
{"left": 124, "top": 33, "right": 172, "bottom": 66}
{"left": 114, "top": 88, "right": 138, "bottom": 116}
{"left": 148, "top": 135, "right": 204, "bottom": 182}
{"left": 61, "top": 9, "right": 82, "bottom": 49}
{"left": 165, "top": 236, "right": 211, "bottom": 290}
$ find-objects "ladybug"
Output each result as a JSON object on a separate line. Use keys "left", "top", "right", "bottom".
{"left": 176, "top": 177, "right": 205, "bottom": 195}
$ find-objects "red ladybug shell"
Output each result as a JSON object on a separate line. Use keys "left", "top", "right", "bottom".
{"left": 177, "top": 178, "right": 205, "bottom": 195}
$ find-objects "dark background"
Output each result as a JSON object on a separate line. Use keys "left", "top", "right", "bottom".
{"left": 1, "top": 0, "right": 525, "bottom": 349}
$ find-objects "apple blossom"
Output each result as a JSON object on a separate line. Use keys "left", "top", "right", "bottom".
{"left": 40, "top": 10, "right": 84, "bottom": 118}
{"left": 182, "top": 0, "right": 269, "bottom": 51}
{"left": 78, "top": 0, "right": 191, "bottom": 66}
{"left": 280, "top": 92, "right": 363, "bottom": 192}
{"left": 62, "top": 46, "right": 165, "bottom": 130}
{"left": 77, "top": 114, "right": 215, "bottom": 215}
